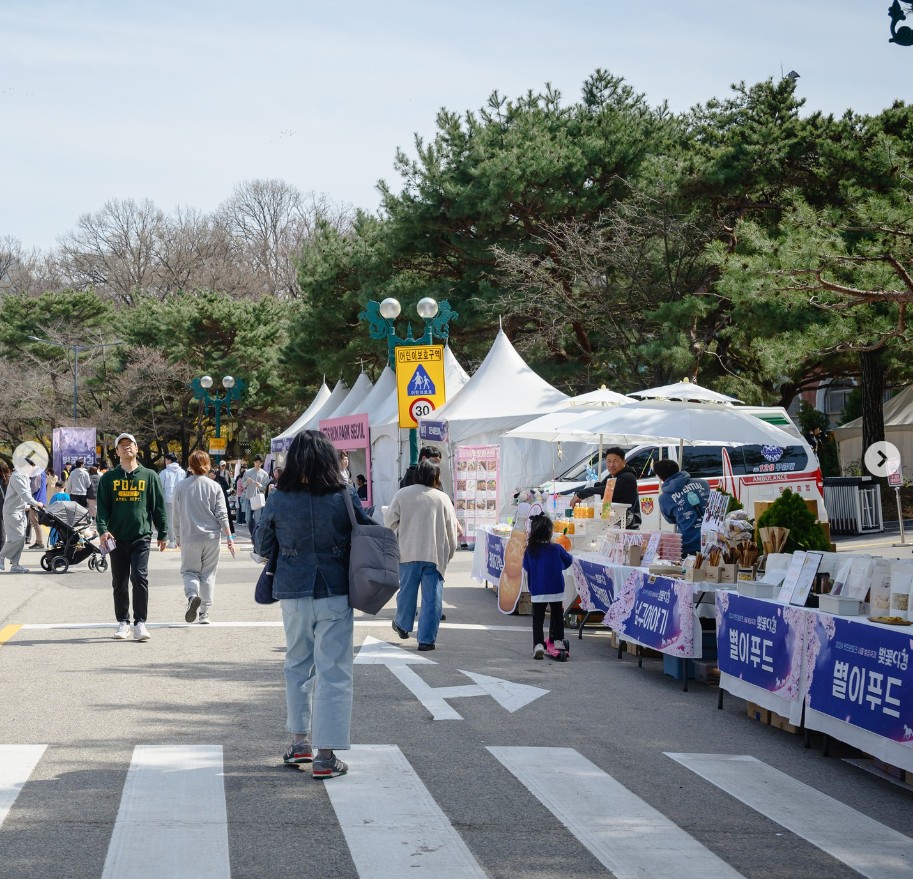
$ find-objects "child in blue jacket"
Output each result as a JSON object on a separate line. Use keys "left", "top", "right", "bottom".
{"left": 522, "top": 513, "right": 573, "bottom": 659}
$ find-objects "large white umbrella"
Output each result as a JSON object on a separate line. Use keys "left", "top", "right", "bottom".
{"left": 502, "top": 386, "right": 630, "bottom": 443}
{"left": 566, "top": 399, "right": 798, "bottom": 449}
{"left": 630, "top": 379, "right": 741, "bottom": 405}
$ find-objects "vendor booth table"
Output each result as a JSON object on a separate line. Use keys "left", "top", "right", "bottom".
{"left": 716, "top": 590, "right": 913, "bottom": 774}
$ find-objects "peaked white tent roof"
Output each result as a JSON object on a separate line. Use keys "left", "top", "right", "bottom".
{"left": 833, "top": 384, "right": 913, "bottom": 473}
{"left": 324, "top": 372, "right": 373, "bottom": 419}
{"left": 361, "top": 367, "right": 397, "bottom": 424}
{"left": 419, "top": 329, "right": 568, "bottom": 444}
{"left": 271, "top": 381, "right": 331, "bottom": 452}
{"left": 302, "top": 379, "right": 349, "bottom": 431}
{"left": 503, "top": 386, "right": 630, "bottom": 442}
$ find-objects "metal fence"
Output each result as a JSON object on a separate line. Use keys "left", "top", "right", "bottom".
{"left": 823, "top": 477, "right": 884, "bottom": 535}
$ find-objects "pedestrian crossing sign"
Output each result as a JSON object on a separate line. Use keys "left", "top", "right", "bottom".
{"left": 395, "top": 344, "right": 446, "bottom": 428}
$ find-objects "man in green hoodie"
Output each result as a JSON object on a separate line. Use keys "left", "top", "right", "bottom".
{"left": 96, "top": 433, "right": 168, "bottom": 642}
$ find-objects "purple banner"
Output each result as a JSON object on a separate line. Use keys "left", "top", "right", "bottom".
{"left": 52, "top": 427, "right": 97, "bottom": 475}
{"left": 715, "top": 592, "right": 806, "bottom": 701}
{"left": 571, "top": 558, "right": 615, "bottom": 613}
{"left": 606, "top": 570, "right": 695, "bottom": 657}
{"left": 485, "top": 530, "right": 505, "bottom": 582}
{"left": 806, "top": 614, "right": 913, "bottom": 746}
{"left": 418, "top": 420, "right": 448, "bottom": 443}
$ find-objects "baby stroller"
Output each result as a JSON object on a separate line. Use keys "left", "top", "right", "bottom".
{"left": 37, "top": 501, "right": 107, "bottom": 574}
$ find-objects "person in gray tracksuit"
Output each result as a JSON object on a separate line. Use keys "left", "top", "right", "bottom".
{"left": 172, "top": 450, "right": 233, "bottom": 624}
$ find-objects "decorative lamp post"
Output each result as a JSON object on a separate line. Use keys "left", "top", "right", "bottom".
{"left": 191, "top": 374, "right": 245, "bottom": 462}
{"left": 28, "top": 336, "right": 125, "bottom": 421}
{"left": 359, "top": 296, "right": 458, "bottom": 464}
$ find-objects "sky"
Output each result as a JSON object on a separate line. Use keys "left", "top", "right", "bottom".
{"left": 1, "top": 1, "right": 910, "bottom": 252}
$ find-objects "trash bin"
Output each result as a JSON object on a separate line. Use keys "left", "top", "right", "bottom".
{"left": 823, "top": 477, "right": 884, "bottom": 534}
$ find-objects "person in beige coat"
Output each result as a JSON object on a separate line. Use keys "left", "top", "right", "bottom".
{"left": 384, "top": 460, "right": 458, "bottom": 651}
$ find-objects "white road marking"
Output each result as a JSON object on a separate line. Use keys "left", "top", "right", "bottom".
{"left": 489, "top": 746, "right": 745, "bottom": 879}
{"left": 325, "top": 745, "right": 489, "bottom": 879}
{"left": 354, "top": 635, "right": 437, "bottom": 664}
{"left": 101, "top": 745, "right": 230, "bottom": 879}
{"left": 18, "top": 621, "right": 527, "bottom": 631}
{"left": 0, "top": 745, "right": 46, "bottom": 829}
{"left": 667, "top": 753, "right": 913, "bottom": 879}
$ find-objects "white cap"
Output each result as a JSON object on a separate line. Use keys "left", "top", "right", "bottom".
{"left": 115, "top": 433, "right": 137, "bottom": 447}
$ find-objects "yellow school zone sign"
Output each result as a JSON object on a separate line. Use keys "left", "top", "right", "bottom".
{"left": 395, "top": 345, "right": 446, "bottom": 428}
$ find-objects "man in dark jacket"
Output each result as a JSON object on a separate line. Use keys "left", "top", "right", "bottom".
{"left": 399, "top": 446, "right": 442, "bottom": 489}
{"left": 571, "top": 447, "right": 642, "bottom": 528}
{"left": 652, "top": 459, "right": 710, "bottom": 555}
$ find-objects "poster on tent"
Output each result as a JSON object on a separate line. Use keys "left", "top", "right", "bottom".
{"left": 318, "top": 414, "right": 372, "bottom": 508}
{"left": 454, "top": 445, "right": 500, "bottom": 542}
{"left": 53, "top": 427, "right": 97, "bottom": 475}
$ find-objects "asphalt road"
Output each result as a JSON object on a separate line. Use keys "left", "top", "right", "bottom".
{"left": 0, "top": 534, "right": 911, "bottom": 879}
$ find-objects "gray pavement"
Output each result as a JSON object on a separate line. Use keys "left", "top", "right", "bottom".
{"left": 0, "top": 532, "right": 911, "bottom": 878}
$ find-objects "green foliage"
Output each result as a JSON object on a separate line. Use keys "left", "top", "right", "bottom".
{"left": 757, "top": 489, "right": 831, "bottom": 552}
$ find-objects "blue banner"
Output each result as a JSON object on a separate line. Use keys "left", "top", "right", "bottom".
{"left": 418, "top": 420, "right": 448, "bottom": 443}
{"left": 806, "top": 614, "right": 913, "bottom": 744}
{"left": 571, "top": 558, "right": 615, "bottom": 613}
{"left": 606, "top": 571, "right": 695, "bottom": 656}
{"left": 716, "top": 592, "right": 806, "bottom": 701}
{"left": 52, "top": 427, "right": 97, "bottom": 475}
{"left": 485, "top": 530, "right": 505, "bottom": 582}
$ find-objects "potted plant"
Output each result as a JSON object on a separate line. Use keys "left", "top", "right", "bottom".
{"left": 756, "top": 489, "right": 830, "bottom": 553}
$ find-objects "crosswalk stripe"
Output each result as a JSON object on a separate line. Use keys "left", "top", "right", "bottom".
{"left": 488, "top": 746, "right": 745, "bottom": 879}
{"left": 324, "top": 744, "right": 489, "bottom": 878}
{"left": 666, "top": 753, "right": 913, "bottom": 879}
{"left": 101, "top": 745, "right": 230, "bottom": 879}
{"left": 0, "top": 745, "right": 46, "bottom": 829}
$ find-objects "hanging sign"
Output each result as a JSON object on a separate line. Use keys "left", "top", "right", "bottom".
{"left": 395, "top": 345, "right": 446, "bottom": 428}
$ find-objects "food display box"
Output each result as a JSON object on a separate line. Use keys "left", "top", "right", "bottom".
{"left": 817, "top": 594, "right": 863, "bottom": 616}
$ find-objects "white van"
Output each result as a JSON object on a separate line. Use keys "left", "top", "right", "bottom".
{"left": 541, "top": 407, "right": 826, "bottom": 532}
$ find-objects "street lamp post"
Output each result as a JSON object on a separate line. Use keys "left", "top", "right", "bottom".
{"left": 359, "top": 297, "right": 458, "bottom": 464}
{"left": 28, "top": 336, "right": 125, "bottom": 421}
{"left": 190, "top": 375, "right": 245, "bottom": 462}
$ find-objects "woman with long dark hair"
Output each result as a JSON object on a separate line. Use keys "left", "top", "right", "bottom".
{"left": 257, "top": 430, "right": 373, "bottom": 779}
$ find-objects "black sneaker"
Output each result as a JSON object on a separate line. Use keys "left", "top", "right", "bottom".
{"left": 312, "top": 754, "right": 348, "bottom": 779}
{"left": 185, "top": 595, "right": 201, "bottom": 623}
{"left": 417, "top": 642, "right": 435, "bottom": 652}
{"left": 392, "top": 621, "right": 409, "bottom": 640}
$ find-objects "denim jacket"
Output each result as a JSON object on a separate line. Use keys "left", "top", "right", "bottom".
{"left": 257, "top": 486, "right": 373, "bottom": 599}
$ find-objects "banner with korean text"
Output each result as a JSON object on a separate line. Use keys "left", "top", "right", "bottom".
{"left": 53, "top": 427, "right": 97, "bottom": 475}
{"left": 715, "top": 592, "right": 807, "bottom": 703}
{"left": 805, "top": 613, "right": 912, "bottom": 746}
{"left": 319, "top": 414, "right": 372, "bottom": 508}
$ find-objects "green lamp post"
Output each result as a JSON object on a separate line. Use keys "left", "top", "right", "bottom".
{"left": 191, "top": 374, "right": 245, "bottom": 462}
{"left": 359, "top": 297, "right": 458, "bottom": 464}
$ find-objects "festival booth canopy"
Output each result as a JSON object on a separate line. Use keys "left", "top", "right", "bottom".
{"left": 502, "top": 386, "right": 631, "bottom": 443}
{"left": 417, "top": 329, "right": 580, "bottom": 519}
{"left": 301, "top": 379, "right": 349, "bottom": 432}
{"left": 833, "top": 384, "right": 913, "bottom": 474}
{"left": 630, "top": 380, "right": 741, "bottom": 405}
{"left": 270, "top": 380, "right": 331, "bottom": 453}
{"left": 326, "top": 371, "right": 373, "bottom": 419}
{"left": 569, "top": 399, "right": 800, "bottom": 448}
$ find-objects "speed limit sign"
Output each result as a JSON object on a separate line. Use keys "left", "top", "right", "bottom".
{"left": 409, "top": 397, "right": 435, "bottom": 422}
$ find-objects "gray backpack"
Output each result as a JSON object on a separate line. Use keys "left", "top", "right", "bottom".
{"left": 342, "top": 489, "right": 400, "bottom": 614}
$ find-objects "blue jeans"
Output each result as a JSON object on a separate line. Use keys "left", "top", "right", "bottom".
{"left": 395, "top": 561, "right": 443, "bottom": 645}
{"left": 280, "top": 594, "right": 353, "bottom": 750}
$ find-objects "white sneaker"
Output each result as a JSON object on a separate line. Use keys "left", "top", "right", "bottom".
{"left": 10, "top": 565, "right": 30, "bottom": 574}
{"left": 533, "top": 643, "right": 545, "bottom": 660}
{"left": 198, "top": 613, "right": 211, "bottom": 625}
{"left": 114, "top": 621, "right": 131, "bottom": 640}
{"left": 134, "top": 622, "right": 150, "bottom": 642}
{"left": 166, "top": 541, "right": 176, "bottom": 549}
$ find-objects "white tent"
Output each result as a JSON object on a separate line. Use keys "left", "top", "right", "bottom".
{"left": 417, "top": 330, "right": 581, "bottom": 520}
{"left": 503, "top": 386, "right": 630, "bottom": 442}
{"left": 370, "top": 346, "right": 472, "bottom": 510}
{"left": 270, "top": 380, "right": 331, "bottom": 453}
{"left": 302, "top": 379, "right": 349, "bottom": 431}
{"left": 631, "top": 380, "right": 741, "bottom": 405}
{"left": 323, "top": 371, "right": 373, "bottom": 420}
{"left": 833, "top": 385, "right": 913, "bottom": 474}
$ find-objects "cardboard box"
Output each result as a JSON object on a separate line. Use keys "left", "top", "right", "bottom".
{"left": 693, "top": 659, "right": 720, "bottom": 684}
{"left": 746, "top": 701, "right": 771, "bottom": 724}
{"left": 515, "top": 593, "right": 532, "bottom": 616}
{"left": 769, "top": 711, "right": 800, "bottom": 735}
